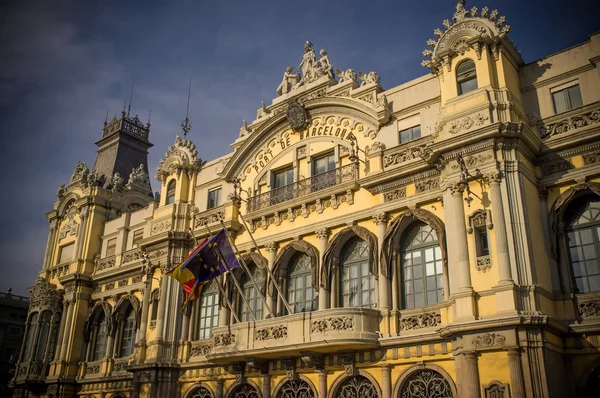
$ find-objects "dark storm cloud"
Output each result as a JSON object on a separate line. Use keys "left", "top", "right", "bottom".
{"left": 0, "top": 0, "right": 598, "bottom": 295}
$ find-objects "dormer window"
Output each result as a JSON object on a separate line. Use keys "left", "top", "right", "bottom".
{"left": 457, "top": 59, "right": 477, "bottom": 95}
{"left": 166, "top": 180, "right": 176, "bottom": 204}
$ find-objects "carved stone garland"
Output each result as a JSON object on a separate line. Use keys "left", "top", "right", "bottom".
{"left": 276, "top": 379, "right": 315, "bottom": 398}
{"left": 335, "top": 375, "right": 378, "bottom": 398}
{"left": 400, "top": 370, "right": 453, "bottom": 398}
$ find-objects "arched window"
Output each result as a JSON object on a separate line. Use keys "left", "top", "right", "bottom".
{"left": 399, "top": 369, "right": 453, "bottom": 397}
{"left": 189, "top": 386, "right": 213, "bottom": 398}
{"left": 275, "top": 379, "right": 315, "bottom": 398}
{"left": 150, "top": 289, "right": 159, "bottom": 322}
{"left": 456, "top": 59, "right": 477, "bottom": 95}
{"left": 565, "top": 196, "right": 600, "bottom": 293}
{"left": 166, "top": 180, "right": 176, "bottom": 204}
{"left": 287, "top": 252, "right": 316, "bottom": 313}
{"left": 92, "top": 312, "right": 108, "bottom": 361}
{"left": 115, "top": 305, "right": 137, "bottom": 358}
{"left": 231, "top": 383, "right": 260, "bottom": 398}
{"left": 238, "top": 267, "right": 264, "bottom": 322}
{"left": 340, "top": 237, "right": 375, "bottom": 308}
{"left": 24, "top": 312, "right": 39, "bottom": 361}
{"left": 34, "top": 311, "right": 51, "bottom": 361}
{"left": 335, "top": 375, "right": 378, "bottom": 397}
{"left": 196, "top": 281, "right": 220, "bottom": 340}
{"left": 400, "top": 222, "right": 443, "bottom": 309}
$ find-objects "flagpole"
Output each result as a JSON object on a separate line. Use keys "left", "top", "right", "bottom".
{"left": 230, "top": 203, "right": 293, "bottom": 315}
{"left": 189, "top": 228, "right": 242, "bottom": 324}
{"left": 218, "top": 220, "right": 275, "bottom": 319}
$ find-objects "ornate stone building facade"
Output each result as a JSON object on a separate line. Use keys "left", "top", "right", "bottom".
{"left": 11, "top": 2, "right": 600, "bottom": 397}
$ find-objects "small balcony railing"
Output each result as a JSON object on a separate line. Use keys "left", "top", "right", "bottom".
{"left": 246, "top": 164, "right": 357, "bottom": 213}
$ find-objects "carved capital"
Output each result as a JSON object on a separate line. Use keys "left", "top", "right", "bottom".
{"left": 247, "top": 358, "right": 269, "bottom": 374}
{"left": 282, "top": 358, "right": 296, "bottom": 380}
{"left": 483, "top": 171, "right": 502, "bottom": 185}
{"left": 538, "top": 187, "right": 549, "bottom": 200}
{"left": 340, "top": 353, "right": 355, "bottom": 376}
{"left": 300, "top": 352, "right": 324, "bottom": 370}
{"left": 315, "top": 228, "right": 331, "bottom": 240}
{"left": 448, "top": 181, "right": 467, "bottom": 195}
{"left": 372, "top": 212, "right": 389, "bottom": 225}
{"left": 265, "top": 242, "right": 279, "bottom": 253}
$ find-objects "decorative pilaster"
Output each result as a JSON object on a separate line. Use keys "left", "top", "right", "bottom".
{"left": 381, "top": 364, "right": 392, "bottom": 398}
{"left": 75, "top": 206, "right": 89, "bottom": 259}
{"left": 17, "top": 315, "right": 32, "bottom": 363}
{"left": 266, "top": 242, "right": 279, "bottom": 316}
{"left": 507, "top": 348, "right": 525, "bottom": 398}
{"left": 43, "top": 220, "right": 58, "bottom": 270}
{"left": 373, "top": 213, "right": 390, "bottom": 311}
{"left": 137, "top": 274, "right": 152, "bottom": 362}
{"left": 216, "top": 379, "right": 224, "bottom": 398}
{"left": 59, "top": 299, "right": 75, "bottom": 361}
{"left": 315, "top": 228, "right": 331, "bottom": 311}
{"left": 461, "top": 351, "right": 481, "bottom": 398}
{"left": 538, "top": 187, "right": 562, "bottom": 293}
{"left": 262, "top": 373, "right": 272, "bottom": 398}
{"left": 155, "top": 275, "right": 168, "bottom": 344}
{"left": 486, "top": 173, "right": 512, "bottom": 283}
{"left": 219, "top": 283, "right": 230, "bottom": 327}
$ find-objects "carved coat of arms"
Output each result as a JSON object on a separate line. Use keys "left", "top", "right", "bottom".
{"left": 286, "top": 99, "right": 308, "bottom": 132}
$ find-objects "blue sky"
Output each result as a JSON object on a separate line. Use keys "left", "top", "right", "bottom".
{"left": 0, "top": 0, "right": 598, "bottom": 295}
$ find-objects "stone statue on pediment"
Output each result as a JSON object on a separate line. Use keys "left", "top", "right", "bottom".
{"left": 277, "top": 66, "right": 300, "bottom": 95}
{"left": 316, "top": 49, "right": 333, "bottom": 79}
{"left": 70, "top": 161, "right": 89, "bottom": 183}
{"left": 298, "top": 41, "right": 317, "bottom": 82}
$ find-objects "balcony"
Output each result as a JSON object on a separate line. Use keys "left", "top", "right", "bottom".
{"left": 246, "top": 164, "right": 358, "bottom": 214}
{"left": 203, "top": 308, "right": 380, "bottom": 364}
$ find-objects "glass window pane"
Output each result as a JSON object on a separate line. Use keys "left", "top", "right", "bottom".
{"left": 412, "top": 125, "right": 421, "bottom": 140}
{"left": 400, "top": 131, "right": 410, "bottom": 144}
{"left": 567, "top": 85, "right": 583, "bottom": 109}
{"left": 414, "top": 293, "right": 424, "bottom": 308}
{"left": 580, "top": 229, "right": 594, "bottom": 245}
{"left": 589, "top": 275, "right": 600, "bottom": 292}
{"left": 553, "top": 90, "right": 569, "bottom": 114}
{"left": 459, "top": 78, "right": 477, "bottom": 95}
{"left": 586, "top": 260, "right": 599, "bottom": 275}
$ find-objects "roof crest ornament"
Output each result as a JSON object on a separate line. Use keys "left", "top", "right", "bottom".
{"left": 181, "top": 77, "right": 192, "bottom": 137}
{"left": 421, "top": 0, "right": 512, "bottom": 72}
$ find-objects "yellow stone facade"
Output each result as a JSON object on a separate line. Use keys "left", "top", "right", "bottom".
{"left": 11, "top": 2, "right": 600, "bottom": 397}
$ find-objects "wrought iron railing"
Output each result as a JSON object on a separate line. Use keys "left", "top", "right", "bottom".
{"left": 246, "top": 164, "right": 357, "bottom": 213}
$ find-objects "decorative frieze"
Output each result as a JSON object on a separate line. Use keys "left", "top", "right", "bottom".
{"left": 311, "top": 316, "right": 354, "bottom": 333}
{"left": 415, "top": 178, "right": 440, "bottom": 193}
{"left": 472, "top": 333, "right": 506, "bottom": 348}
{"left": 583, "top": 151, "right": 600, "bottom": 166}
{"left": 105, "top": 282, "right": 114, "bottom": 291}
{"left": 50, "top": 264, "right": 69, "bottom": 279}
{"left": 150, "top": 219, "right": 171, "bottom": 235}
{"left": 578, "top": 299, "right": 600, "bottom": 318}
{"left": 399, "top": 311, "right": 441, "bottom": 331}
{"left": 539, "top": 106, "right": 600, "bottom": 139}
{"left": 255, "top": 325, "right": 288, "bottom": 341}
{"left": 383, "top": 187, "right": 407, "bottom": 202}
{"left": 194, "top": 208, "right": 225, "bottom": 228}
{"left": 190, "top": 343, "right": 213, "bottom": 357}
{"left": 118, "top": 278, "right": 128, "bottom": 288}
{"left": 483, "top": 381, "right": 509, "bottom": 398}
{"left": 213, "top": 333, "right": 235, "bottom": 347}
{"left": 132, "top": 275, "right": 142, "bottom": 284}
{"left": 122, "top": 248, "right": 142, "bottom": 264}
{"left": 476, "top": 255, "right": 492, "bottom": 272}
{"left": 540, "top": 157, "right": 573, "bottom": 176}
{"left": 86, "top": 364, "right": 100, "bottom": 374}
{"left": 112, "top": 359, "right": 130, "bottom": 373}
{"left": 95, "top": 256, "right": 116, "bottom": 273}
{"left": 383, "top": 144, "right": 429, "bottom": 168}
{"left": 451, "top": 153, "right": 493, "bottom": 170}
{"left": 448, "top": 113, "right": 489, "bottom": 134}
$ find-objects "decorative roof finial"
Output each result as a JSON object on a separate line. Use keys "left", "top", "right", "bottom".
{"left": 127, "top": 84, "right": 135, "bottom": 116}
{"left": 104, "top": 110, "right": 109, "bottom": 126}
{"left": 181, "top": 77, "right": 192, "bottom": 137}
{"left": 147, "top": 110, "right": 152, "bottom": 128}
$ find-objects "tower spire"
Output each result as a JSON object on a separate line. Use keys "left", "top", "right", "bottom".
{"left": 181, "top": 77, "right": 192, "bottom": 137}
{"left": 128, "top": 85, "right": 135, "bottom": 116}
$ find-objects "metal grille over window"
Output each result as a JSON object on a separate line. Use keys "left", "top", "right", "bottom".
{"left": 232, "top": 384, "right": 260, "bottom": 398}
{"left": 276, "top": 379, "right": 316, "bottom": 398}
{"left": 335, "top": 375, "right": 378, "bottom": 398}
{"left": 247, "top": 164, "right": 357, "bottom": 212}
{"left": 401, "top": 223, "right": 443, "bottom": 309}
{"left": 341, "top": 238, "right": 375, "bottom": 308}
{"left": 566, "top": 196, "right": 600, "bottom": 292}
{"left": 399, "top": 370, "right": 453, "bottom": 398}
{"left": 287, "top": 253, "right": 316, "bottom": 313}
{"left": 190, "top": 386, "right": 212, "bottom": 398}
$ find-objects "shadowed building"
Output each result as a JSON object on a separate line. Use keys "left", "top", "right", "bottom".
{"left": 10, "top": 1, "right": 600, "bottom": 397}
{"left": 0, "top": 289, "right": 30, "bottom": 396}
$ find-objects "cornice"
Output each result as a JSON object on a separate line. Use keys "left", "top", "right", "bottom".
{"left": 520, "top": 63, "right": 596, "bottom": 93}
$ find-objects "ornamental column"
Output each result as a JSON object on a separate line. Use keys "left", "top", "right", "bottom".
{"left": 317, "top": 369, "right": 327, "bottom": 398}
{"left": 18, "top": 315, "right": 33, "bottom": 363}
{"left": 262, "top": 373, "right": 272, "bottom": 398}
{"left": 219, "top": 282, "right": 230, "bottom": 326}
{"left": 373, "top": 213, "right": 390, "bottom": 311}
{"left": 381, "top": 364, "right": 392, "bottom": 398}
{"left": 315, "top": 228, "right": 331, "bottom": 311}
{"left": 59, "top": 300, "right": 75, "bottom": 361}
{"left": 43, "top": 220, "right": 58, "bottom": 270}
{"left": 266, "top": 242, "right": 279, "bottom": 316}
{"left": 446, "top": 183, "right": 472, "bottom": 290}
{"left": 155, "top": 276, "right": 168, "bottom": 341}
{"left": 460, "top": 351, "right": 481, "bottom": 398}
{"left": 486, "top": 172, "right": 512, "bottom": 283}
{"left": 538, "top": 188, "right": 562, "bottom": 293}
{"left": 507, "top": 348, "right": 525, "bottom": 398}
{"left": 215, "top": 379, "right": 224, "bottom": 398}
{"left": 52, "top": 300, "right": 68, "bottom": 362}
{"left": 137, "top": 278, "right": 152, "bottom": 346}
{"left": 75, "top": 207, "right": 89, "bottom": 259}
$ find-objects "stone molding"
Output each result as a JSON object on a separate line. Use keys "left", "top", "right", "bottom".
{"left": 399, "top": 311, "right": 442, "bottom": 331}
{"left": 539, "top": 103, "right": 600, "bottom": 139}
{"left": 255, "top": 325, "right": 288, "bottom": 341}
{"left": 311, "top": 316, "right": 354, "bottom": 333}
{"left": 472, "top": 332, "right": 506, "bottom": 349}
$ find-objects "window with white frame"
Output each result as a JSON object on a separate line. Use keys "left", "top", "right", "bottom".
{"left": 399, "top": 125, "right": 422, "bottom": 144}
{"left": 196, "top": 281, "right": 220, "bottom": 340}
{"left": 340, "top": 237, "right": 375, "bottom": 308}
{"left": 286, "top": 252, "right": 316, "bottom": 313}
{"left": 457, "top": 59, "right": 478, "bottom": 95}
{"left": 132, "top": 229, "right": 144, "bottom": 247}
{"left": 106, "top": 238, "right": 117, "bottom": 257}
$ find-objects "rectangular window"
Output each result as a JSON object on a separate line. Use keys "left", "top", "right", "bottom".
{"left": 399, "top": 125, "right": 421, "bottom": 144}
{"left": 477, "top": 230, "right": 490, "bottom": 256}
{"left": 273, "top": 167, "right": 294, "bottom": 188}
{"left": 207, "top": 187, "right": 222, "bottom": 209}
{"left": 58, "top": 243, "right": 74, "bottom": 264}
{"left": 312, "top": 152, "right": 335, "bottom": 175}
{"left": 271, "top": 167, "right": 295, "bottom": 205}
{"left": 132, "top": 229, "right": 144, "bottom": 248}
{"left": 552, "top": 84, "right": 583, "bottom": 114}
{"left": 106, "top": 238, "right": 117, "bottom": 257}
